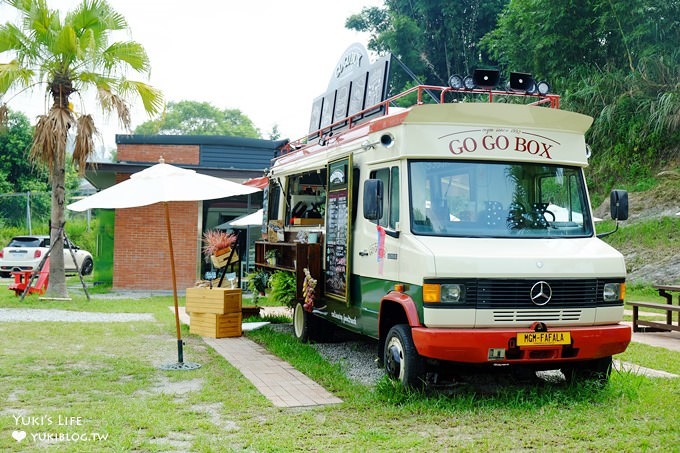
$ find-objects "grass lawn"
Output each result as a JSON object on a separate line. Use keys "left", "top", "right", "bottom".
{"left": 0, "top": 285, "right": 678, "bottom": 452}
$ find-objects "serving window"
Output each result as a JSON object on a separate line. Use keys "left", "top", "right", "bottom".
{"left": 286, "top": 169, "right": 327, "bottom": 226}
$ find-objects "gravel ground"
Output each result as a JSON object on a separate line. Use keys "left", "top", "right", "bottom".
{"left": 269, "top": 323, "right": 385, "bottom": 386}
{"left": 0, "top": 308, "right": 154, "bottom": 323}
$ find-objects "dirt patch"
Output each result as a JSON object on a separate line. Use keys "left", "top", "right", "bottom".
{"left": 594, "top": 172, "right": 680, "bottom": 285}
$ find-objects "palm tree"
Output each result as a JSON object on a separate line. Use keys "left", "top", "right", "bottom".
{"left": 0, "top": 0, "right": 163, "bottom": 297}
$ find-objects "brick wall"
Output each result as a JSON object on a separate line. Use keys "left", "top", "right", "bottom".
{"left": 113, "top": 201, "right": 199, "bottom": 290}
{"left": 112, "top": 145, "right": 201, "bottom": 290}
{"left": 118, "top": 144, "right": 200, "bottom": 165}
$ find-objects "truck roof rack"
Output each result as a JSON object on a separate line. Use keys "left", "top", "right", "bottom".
{"left": 282, "top": 84, "right": 560, "bottom": 155}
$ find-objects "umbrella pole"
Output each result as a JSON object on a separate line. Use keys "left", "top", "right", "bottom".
{"left": 165, "top": 202, "right": 183, "bottom": 363}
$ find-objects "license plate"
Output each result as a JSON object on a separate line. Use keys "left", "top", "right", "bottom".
{"left": 516, "top": 331, "right": 571, "bottom": 346}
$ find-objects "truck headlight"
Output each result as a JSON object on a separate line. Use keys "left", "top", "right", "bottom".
{"left": 603, "top": 282, "right": 625, "bottom": 302}
{"left": 441, "top": 284, "right": 464, "bottom": 302}
{"left": 423, "top": 283, "right": 464, "bottom": 303}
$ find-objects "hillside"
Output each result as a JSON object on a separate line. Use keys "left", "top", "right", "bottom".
{"left": 594, "top": 169, "right": 680, "bottom": 286}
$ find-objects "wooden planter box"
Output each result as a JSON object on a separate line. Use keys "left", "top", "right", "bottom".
{"left": 189, "top": 312, "right": 242, "bottom": 338}
{"left": 185, "top": 288, "right": 242, "bottom": 314}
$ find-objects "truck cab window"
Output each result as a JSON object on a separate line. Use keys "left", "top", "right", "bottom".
{"left": 369, "top": 167, "right": 399, "bottom": 229}
{"left": 409, "top": 160, "right": 592, "bottom": 238}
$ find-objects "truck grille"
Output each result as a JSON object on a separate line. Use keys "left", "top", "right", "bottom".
{"left": 468, "top": 279, "right": 602, "bottom": 309}
{"left": 493, "top": 309, "right": 582, "bottom": 323}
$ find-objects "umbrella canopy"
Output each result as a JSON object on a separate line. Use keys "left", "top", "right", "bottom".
{"left": 219, "top": 209, "right": 264, "bottom": 229}
{"left": 67, "top": 160, "right": 260, "bottom": 368}
{"left": 68, "top": 162, "right": 259, "bottom": 211}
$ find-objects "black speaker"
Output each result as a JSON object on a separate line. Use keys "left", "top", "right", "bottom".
{"left": 509, "top": 72, "right": 536, "bottom": 92}
{"left": 472, "top": 69, "right": 500, "bottom": 89}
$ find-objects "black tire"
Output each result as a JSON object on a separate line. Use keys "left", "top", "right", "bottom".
{"left": 0, "top": 271, "right": 11, "bottom": 278}
{"left": 383, "top": 324, "right": 425, "bottom": 388}
{"left": 561, "top": 356, "right": 612, "bottom": 383}
{"left": 80, "top": 257, "right": 94, "bottom": 276}
{"left": 293, "top": 302, "right": 312, "bottom": 342}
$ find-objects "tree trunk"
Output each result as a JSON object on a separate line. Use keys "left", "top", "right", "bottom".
{"left": 46, "top": 163, "right": 68, "bottom": 298}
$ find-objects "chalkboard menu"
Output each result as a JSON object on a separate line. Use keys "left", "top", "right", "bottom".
{"left": 325, "top": 156, "right": 352, "bottom": 302}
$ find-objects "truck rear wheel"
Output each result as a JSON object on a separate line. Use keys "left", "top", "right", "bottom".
{"left": 561, "top": 356, "right": 613, "bottom": 383}
{"left": 383, "top": 324, "right": 424, "bottom": 388}
{"left": 293, "top": 302, "right": 312, "bottom": 342}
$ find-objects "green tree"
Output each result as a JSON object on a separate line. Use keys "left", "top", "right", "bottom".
{"left": 480, "top": 0, "right": 680, "bottom": 192}
{"left": 346, "top": 0, "right": 507, "bottom": 91}
{"left": 0, "top": 0, "right": 163, "bottom": 297}
{"left": 134, "top": 100, "right": 261, "bottom": 138}
{"left": 0, "top": 108, "right": 51, "bottom": 227}
{"left": 0, "top": 109, "right": 38, "bottom": 188}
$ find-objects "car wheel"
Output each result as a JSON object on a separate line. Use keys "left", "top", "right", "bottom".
{"left": 80, "top": 257, "right": 94, "bottom": 276}
{"left": 383, "top": 324, "right": 425, "bottom": 388}
{"left": 0, "top": 271, "right": 11, "bottom": 278}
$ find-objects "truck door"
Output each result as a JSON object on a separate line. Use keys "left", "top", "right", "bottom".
{"left": 355, "top": 165, "right": 401, "bottom": 336}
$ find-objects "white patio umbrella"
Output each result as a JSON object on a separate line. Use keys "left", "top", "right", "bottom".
{"left": 67, "top": 158, "right": 260, "bottom": 369}
{"left": 227, "top": 208, "right": 264, "bottom": 228}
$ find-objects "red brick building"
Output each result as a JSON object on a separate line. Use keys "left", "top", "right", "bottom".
{"left": 84, "top": 135, "right": 285, "bottom": 291}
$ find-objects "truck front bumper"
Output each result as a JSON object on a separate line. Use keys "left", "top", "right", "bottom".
{"left": 411, "top": 324, "right": 631, "bottom": 364}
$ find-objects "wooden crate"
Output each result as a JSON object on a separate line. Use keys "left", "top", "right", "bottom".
{"left": 185, "top": 288, "right": 241, "bottom": 314}
{"left": 189, "top": 312, "right": 242, "bottom": 338}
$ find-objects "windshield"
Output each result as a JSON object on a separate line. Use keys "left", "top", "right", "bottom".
{"left": 409, "top": 161, "right": 593, "bottom": 238}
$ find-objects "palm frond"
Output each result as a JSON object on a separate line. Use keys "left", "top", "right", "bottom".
{"left": 30, "top": 106, "right": 73, "bottom": 174}
{"left": 0, "top": 60, "right": 35, "bottom": 94}
{"left": 53, "top": 24, "right": 79, "bottom": 58}
{"left": 102, "top": 41, "right": 150, "bottom": 73}
{"left": 97, "top": 87, "right": 130, "bottom": 129}
{"left": 67, "top": 0, "right": 128, "bottom": 34}
{"left": 119, "top": 79, "right": 165, "bottom": 116}
{"left": 73, "top": 114, "right": 98, "bottom": 174}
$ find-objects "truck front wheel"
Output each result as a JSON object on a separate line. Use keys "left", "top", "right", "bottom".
{"left": 383, "top": 324, "right": 424, "bottom": 388}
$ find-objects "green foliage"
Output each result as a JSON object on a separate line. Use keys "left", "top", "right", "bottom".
{"left": 346, "top": 0, "right": 507, "bottom": 91}
{"left": 243, "top": 313, "right": 292, "bottom": 324}
{"left": 349, "top": 0, "right": 679, "bottom": 197}
{"left": 268, "top": 270, "right": 297, "bottom": 308}
{"left": 478, "top": 0, "right": 680, "bottom": 195}
{"left": 134, "top": 100, "right": 261, "bottom": 138}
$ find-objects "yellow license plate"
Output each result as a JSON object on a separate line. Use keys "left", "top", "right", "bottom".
{"left": 516, "top": 331, "right": 571, "bottom": 346}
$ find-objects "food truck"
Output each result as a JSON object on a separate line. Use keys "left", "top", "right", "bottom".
{"left": 256, "top": 44, "right": 630, "bottom": 386}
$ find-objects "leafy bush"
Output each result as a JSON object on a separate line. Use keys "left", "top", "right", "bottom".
{"left": 268, "top": 271, "right": 297, "bottom": 308}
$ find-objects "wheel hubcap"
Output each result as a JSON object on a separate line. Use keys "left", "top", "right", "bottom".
{"left": 294, "top": 305, "right": 304, "bottom": 337}
{"left": 385, "top": 339, "right": 403, "bottom": 378}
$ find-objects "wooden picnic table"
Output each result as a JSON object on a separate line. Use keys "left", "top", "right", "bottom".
{"left": 630, "top": 284, "right": 680, "bottom": 332}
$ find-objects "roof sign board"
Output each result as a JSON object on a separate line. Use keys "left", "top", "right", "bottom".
{"left": 309, "top": 43, "right": 391, "bottom": 135}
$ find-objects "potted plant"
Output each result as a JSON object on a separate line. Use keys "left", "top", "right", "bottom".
{"left": 202, "top": 230, "right": 237, "bottom": 268}
{"left": 265, "top": 248, "right": 279, "bottom": 266}
{"left": 247, "top": 269, "right": 270, "bottom": 305}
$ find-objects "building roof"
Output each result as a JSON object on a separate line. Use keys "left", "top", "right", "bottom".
{"left": 85, "top": 135, "right": 288, "bottom": 190}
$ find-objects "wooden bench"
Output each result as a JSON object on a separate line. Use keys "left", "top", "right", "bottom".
{"left": 630, "top": 284, "right": 680, "bottom": 332}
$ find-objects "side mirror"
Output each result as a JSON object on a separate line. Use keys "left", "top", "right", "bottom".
{"left": 363, "top": 179, "right": 383, "bottom": 221}
{"left": 610, "top": 189, "right": 628, "bottom": 221}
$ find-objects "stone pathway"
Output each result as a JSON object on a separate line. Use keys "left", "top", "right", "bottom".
{"left": 176, "top": 307, "right": 342, "bottom": 408}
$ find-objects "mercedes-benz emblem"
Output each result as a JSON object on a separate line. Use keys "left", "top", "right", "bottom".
{"left": 530, "top": 281, "right": 552, "bottom": 306}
